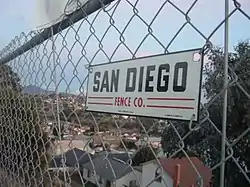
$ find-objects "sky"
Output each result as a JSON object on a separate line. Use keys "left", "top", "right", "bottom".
{"left": 0, "top": 0, "right": 250, "bottom": 95}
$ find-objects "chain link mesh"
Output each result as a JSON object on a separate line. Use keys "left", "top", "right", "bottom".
{"left": 0, "top": 0, "right": 250, "bottom": 186}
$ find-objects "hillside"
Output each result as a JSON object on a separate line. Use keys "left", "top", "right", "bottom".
{"left": 22, "top": 85, "right": 54, "bottom": 95}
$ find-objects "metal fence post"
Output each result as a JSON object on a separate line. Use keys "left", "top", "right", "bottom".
{"left": 220, "top": 0, "right": 230, "bottom": 186}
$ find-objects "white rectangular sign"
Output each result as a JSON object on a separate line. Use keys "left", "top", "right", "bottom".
{"left": 86, "top": 49, "right": 203, "bottom": 121}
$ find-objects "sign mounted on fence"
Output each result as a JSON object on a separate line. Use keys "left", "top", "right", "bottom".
{"left": 86, "top": 49, "right": 203, "bottom": 122}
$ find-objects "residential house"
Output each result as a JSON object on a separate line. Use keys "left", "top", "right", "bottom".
{"left": 49, "top": 148, "right": 98, "bottom": 186}
{"left": 50, "top": 148, "right": 211, "bottom": 187}
{"left": 50, "top": 148, "right": 95, "bottom": 169}
{"left": 82, "top": 155, "right": 141, "bottom": 187}
{"left": 141, "top": 157, "right": 212, "bottom": 187}
{"left": 50, "top": 149, "right": 138, "bottom": 186}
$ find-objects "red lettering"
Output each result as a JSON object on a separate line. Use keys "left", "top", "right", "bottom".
{"left": 128, "top": 97, "right": 131, "bottom": 107}
{"left": 138, "top": 97, "right": 143, "bottom": 107}
{"left": 118, "top": 97, "right": 121, "bottom": 106}
{"left": 134, "top": 97, "right": 138, "bottom": 107}
{"left": 115, "top": 97, "right": 118, "bottom": 106}
{"left": 120, "top": 97, "right": 124, "bottom": 105}
{"left": 114, "top": 97, "right": 131, "bottom": 107}
{"left": 133, "top": 97, "right": 144, "bottom": 107}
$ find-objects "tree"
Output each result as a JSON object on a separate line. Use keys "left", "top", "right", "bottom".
{"left": 119, "top": 139, "right": 138, "bottom": 150}
{"left": 132, "top": 145, "right": 158, "bottom": 166}
{"left": 161, "top": 41, "right": 250, "bottom": 186}
{"left": 0, "top": 64, "right": 52, "bottom": 185}
{"left": 138, "top": 117, "right": 154, "bottom": 131}
{"left": 0, "top": 64, "right": 21, "bottom": 91}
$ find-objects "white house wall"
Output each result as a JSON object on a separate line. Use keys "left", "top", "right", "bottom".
{"left": 114, "top": 170, "right": 142, "bottom": 187}
{"left": 82, "top": 168, "right": 141, "bottom": 187}
{"left": 141, "top": 162, "right": 173, "bottom": 187}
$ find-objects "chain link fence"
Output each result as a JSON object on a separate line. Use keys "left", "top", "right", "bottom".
{"left": 0, "top": 0, "right": 249, "bottom": 186}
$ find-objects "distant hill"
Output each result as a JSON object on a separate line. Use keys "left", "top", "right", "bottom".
{"left": 22, "top": 85, "right": 54, "bottom": 95}
{"left": 22, "top": 85, "right": 84, "bottom": 98}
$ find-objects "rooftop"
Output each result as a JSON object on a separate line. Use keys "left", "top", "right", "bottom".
{"left": 81, "top": 155, "right": 136, "bottom": 182}
{"left": 50, "top": 148, "right": 95, "bottom": 168}
{"left": 159, "top": 157, "right": 212, "bottom": 187}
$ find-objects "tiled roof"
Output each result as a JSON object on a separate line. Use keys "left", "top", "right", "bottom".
{"left": 159, "top": 157, "right": 212, "bottom": 187}
{"left": 50, "top": 148, "right": 95, "bottom": 168}
{"left": 82, "top": 155, "right": 134, "bottom": 181}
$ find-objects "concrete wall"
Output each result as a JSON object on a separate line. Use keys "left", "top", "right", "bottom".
{"left": 141, "top": 162, "right": 173, "bottom": 187}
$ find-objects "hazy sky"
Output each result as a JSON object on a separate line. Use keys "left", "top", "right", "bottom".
{"left": 0, "top": 0, "right": 250, "bottom": 94}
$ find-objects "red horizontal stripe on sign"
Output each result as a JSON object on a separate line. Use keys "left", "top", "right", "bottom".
{"left": 147, "top": 97, "right": 195, "bottom": 101}
{"left": 88, "top": 102, "right": 113, "bottom": 106}
{"left": 146, "top": 105, "right": 194, "bottom": 109}
{"left": 88, "top": 96, "right": 113, "bottom": 99}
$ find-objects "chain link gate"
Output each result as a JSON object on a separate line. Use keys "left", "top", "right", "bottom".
{"left": 0, "top": 0, "right": 249, "bottom": 186}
